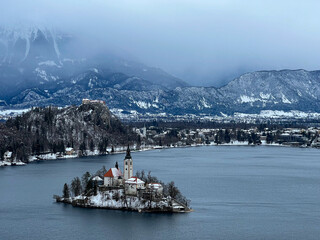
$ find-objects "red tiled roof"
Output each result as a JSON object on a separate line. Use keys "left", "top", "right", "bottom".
{"left": 104, "top": 168, "right": 122, "bottom": 178}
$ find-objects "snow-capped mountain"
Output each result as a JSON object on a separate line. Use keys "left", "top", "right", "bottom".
{"left": 219, "top": 69, "right": 320, "bottom": 113}
{"left": 6, "top": 69, "right": 320, "bottom": 115}
{"left": 0, "top": 26, "right": 187, "bottom": 101}
{"left": 2, "top": 27, "right": 320, "bottom": 116}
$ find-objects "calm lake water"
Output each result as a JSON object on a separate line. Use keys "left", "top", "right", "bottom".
{"left": 0, "top": 146, "right": 319, "bottom": 240}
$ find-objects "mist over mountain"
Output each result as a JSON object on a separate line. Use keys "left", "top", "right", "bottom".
{"left": 1, "top": 26, "right": 320, "bottom": 116}
{"left": 0, "top": 26, "right": 187, "bottom": 102}
{"left": 2, "top": 1, "right": 320, "bottom": 88}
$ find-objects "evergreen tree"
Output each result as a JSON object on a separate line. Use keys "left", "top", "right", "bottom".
{"left": 85, "top": 179, "right": 94, "bottom": 194}
{"left": 218, "top": 129, "right": 224, "bottom": 143}
{"left": 79, "top": 141, "right": 86, "bottom": 154}
{"left": 81, "top": 172, "right": 91, "bottom": 192}
{"left": 214, "top": 134, "right": 219, "bottom": 145}
{"left": 167, "top": 181, "right": 180, "bottom": 198}
{"left": 90, "top": 139, "right": 95, "bottom": 152}
{"left": 251, "top": 132, "right": 259, "bottom": 144}
{"left": 98, "top": 141, "right": 105, "bottom": 153}
{"left": 62, "top": 183, "right": 70, "bottom": 198}
{"left": 71, "top": 177, "right": 82, "bottom": 196}
{"left": 224, "top": 129, "right": 231, "bottom": 143}
{"left": 0, "top": 148, "right": 3, "bottom": 160}
{"left": 266, "top": 133, "right": 274, "bottom": 144}
{"left": 59, "top": 141, "right": 65, "bottom": 153}
{"left": 94, "top": 183, "right": 98, "bottom": 196}
{"left": 137, "top": 135, "right": 141, "bottom": 145}
{"left": 236, "top": 130, "right": 242, "bottom": 141}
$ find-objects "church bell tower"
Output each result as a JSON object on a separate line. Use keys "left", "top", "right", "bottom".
{"left": 123, "top": 145, "right": 133, "bottom": 180}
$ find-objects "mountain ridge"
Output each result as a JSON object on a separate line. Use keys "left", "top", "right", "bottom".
{"left": 1, "top": 27, "right": 320, "bottom": 116}
{"left": 0, "top": 26, "right": 188, "bottom": 100}
{"left": 4, "top": 68, "right": 320, "bottom": 116}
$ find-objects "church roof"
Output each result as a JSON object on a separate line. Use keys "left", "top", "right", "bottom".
{"left": 125, "top": 177, "right": 145, "bottom": 185}
{"left": 104, "top": 168, "right": 123, "bottom": 178}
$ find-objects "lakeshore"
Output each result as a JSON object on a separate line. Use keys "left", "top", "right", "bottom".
{"left": 1, "top": 146, "right": 319, "bottom": 239}
{"left": 0, "top": 140, "right": 312, "bottom": 168}
{"left": 55, "top": 192, "right": 192, "bottom": 213}
{"left": 2, "top": 101, "right": 320, "bottom": 168}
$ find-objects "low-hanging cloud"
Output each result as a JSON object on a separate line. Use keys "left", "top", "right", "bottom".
{"left": 1, "top": 0, "right": 320, "bottom": 86}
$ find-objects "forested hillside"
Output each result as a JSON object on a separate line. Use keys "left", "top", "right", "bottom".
{"left": 0, "top": 102, "right": 138, "bottom": 162}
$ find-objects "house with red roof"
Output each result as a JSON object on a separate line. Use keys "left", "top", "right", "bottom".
{"left": 104, "top": 162, "right": 123, "bottom": 187}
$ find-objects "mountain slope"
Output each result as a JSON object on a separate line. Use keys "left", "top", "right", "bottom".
{"left": 0, "top": 26, "right": 187, "bottom": 101}
{"left": 219, "top": 69, "right": 320, "bottom": 113}
{"left": 2, "top": 28, "right": 320, "bottom": 116}
{"left": 7, "top": 69, "right": 320, "bottom": 115}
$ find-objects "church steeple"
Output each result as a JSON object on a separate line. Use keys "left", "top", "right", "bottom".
{"left": 125, "top": 145, "right": 131, "bottom": 159}
{"left": 123, "top": 145, "right": 133, "bottom": 180}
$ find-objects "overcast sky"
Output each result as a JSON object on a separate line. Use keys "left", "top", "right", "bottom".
{"left": 1, "top": 0, "right": 320, "bottom": 86}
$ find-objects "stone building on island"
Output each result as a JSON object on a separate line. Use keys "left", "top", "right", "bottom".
{"left": 125, "top": 177, "right": 146, "bottom": 195}
{"left": 101, "top": 146, "right": 163, "bottom": 198}
{"left": 122, "top": 146, "right": 146, "bottom": 195}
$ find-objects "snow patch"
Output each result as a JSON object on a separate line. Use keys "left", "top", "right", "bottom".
{"left": 200, "top": 97, "right": 212, "bottom": 108}
{"left": 259, "top": 92, "right": 271, "bottom": 99}
{"left": 91, "top": 68, "right": 99, "bottom": 73}
{"left": 281, "top": 94, "right": 291, "bottom": 104}
{"left": 234, "top": 110, "right": 320, "bottom": 119}
{"left": 239, "top": 95, "right": 259, "bottom": 103}
{"left": 133, "top": 100, "right": 154, "bottom": 109}
{"left": 38, "top": 60, "right": 60, "bottom": 67}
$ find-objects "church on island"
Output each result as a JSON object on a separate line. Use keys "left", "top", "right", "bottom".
{"left": 56, "top": 145, "right": 190, "bottom": 213}
{"left": 102, "top": 146, "right": 163, "bottom": 197}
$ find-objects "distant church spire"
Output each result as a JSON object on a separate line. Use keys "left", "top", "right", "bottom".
{"left": 123, "top": 145, "right": 133, "bottom": 180}
{"left": 125, "top": 145, "right": 131, "bottom": 159}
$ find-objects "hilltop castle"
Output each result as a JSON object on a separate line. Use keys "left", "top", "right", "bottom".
{"left": 82, "top": 99, "right": 106, "bottom": 105}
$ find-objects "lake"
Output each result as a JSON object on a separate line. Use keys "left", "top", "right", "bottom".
{"left": 0, "top": 146, "right": 319, "bottom": 240}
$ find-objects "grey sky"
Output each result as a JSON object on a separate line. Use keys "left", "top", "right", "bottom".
{"left": 1, "top": 0, "right": 320, "bottom": 86}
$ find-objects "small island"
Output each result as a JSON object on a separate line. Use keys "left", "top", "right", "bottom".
{"left": 54, "top": 146, "right": 192, "bottom": 213}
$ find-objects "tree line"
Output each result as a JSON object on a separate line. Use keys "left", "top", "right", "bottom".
{"left": 0, "top": 104, "right": 138, "bottom": 162}
{"left": 61, "top": 166, "right": 190, "bottom": 208}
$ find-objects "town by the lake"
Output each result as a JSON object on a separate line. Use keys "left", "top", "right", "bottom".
{"left": 1, "top": 1, "right": 320, "bottom": 239}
